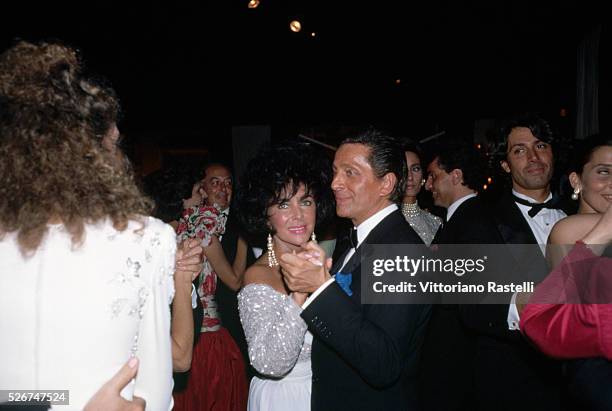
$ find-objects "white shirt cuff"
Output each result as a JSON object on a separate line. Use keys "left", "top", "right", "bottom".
{"left": 507, "top": 292, "right": 520, "bottom": 330}
{"left": 302, "top": 277, "right": 336, "bottom": 309}
{"left": 191, "top": 284, "right": 197, "bottom": 309}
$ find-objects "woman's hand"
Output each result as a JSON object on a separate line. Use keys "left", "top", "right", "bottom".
{"left": 175, "top": 238, "right": 203, "bottom": 285}
{"left": 182, "top": 181, "right": 206, "bottom": 209}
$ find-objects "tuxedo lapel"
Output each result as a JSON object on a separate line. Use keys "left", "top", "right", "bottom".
{"left": 496, "top": 192, "right": 539, "bottom": 245}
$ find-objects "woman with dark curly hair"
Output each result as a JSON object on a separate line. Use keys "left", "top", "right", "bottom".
{"left": 233, "top": 142, "right": 334, "bottom": 411}
{"left": 0, "top": 41, "right": 183, "bottom": 410}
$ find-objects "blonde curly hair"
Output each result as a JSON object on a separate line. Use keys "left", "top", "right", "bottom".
{"left": 0, "top": 40, "right": 153, "bottom": 256}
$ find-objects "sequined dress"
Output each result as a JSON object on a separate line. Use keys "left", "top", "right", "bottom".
{"left": 401, "top": 202, "right": 442, "bottom": 245}
{"left": 238, "top": 283, "right": 312, "bottom": 411}
{"left": 0, "top": 217, "right": 176, "bottom": 410}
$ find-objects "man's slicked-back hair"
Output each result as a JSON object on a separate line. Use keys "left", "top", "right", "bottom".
{"left": 341, "top": 128, "right": 407, "bottom": 204}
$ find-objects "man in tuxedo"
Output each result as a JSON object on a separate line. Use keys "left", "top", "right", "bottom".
{"left": 280, "top": 130, "right": 432, "bottom": 411}
{"left": 461, "top": 114, "right": 567, "bottom": 411}
{"left": 418, "top": 143, "right": 503, "bottom": 411}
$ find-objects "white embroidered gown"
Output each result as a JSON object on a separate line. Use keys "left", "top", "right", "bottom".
{"left": 0, "top": 217, "right": 176, "bottom": 410}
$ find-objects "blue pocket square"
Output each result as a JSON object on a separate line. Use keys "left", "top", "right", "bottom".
{"left": 335, "top": 272, "right": 353, "bottom": 296}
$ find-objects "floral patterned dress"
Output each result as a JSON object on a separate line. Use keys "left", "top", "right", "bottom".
{"left": 173, "top": 204, "right": 248, "bottom": 411}
{"left": 177, "top": 205, "right": 227, "bottom": 332}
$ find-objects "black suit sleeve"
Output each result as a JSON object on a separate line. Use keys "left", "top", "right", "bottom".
{"left": 301, "top": 282, "right": 431, "bottom": 388}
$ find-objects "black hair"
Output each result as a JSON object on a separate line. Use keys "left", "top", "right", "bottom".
{"left": 234, "top": 141, "right": 334, "bottom": 236}
{"left": 500, "top": 113, "right": 554, "bottom": 154}
{"left": 341, "top": 128, "right": 406, "bottom": 203}
{"left": 570, "top": 134, "right": 612, "bottom": 175}
{"left": 436, "top": 142, "right": 488, "bottom": 191}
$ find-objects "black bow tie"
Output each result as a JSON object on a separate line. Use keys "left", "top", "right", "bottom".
{"left": 349, "top": 228, "right": 359, "bottom": 249}
{"left": 512, "top": 195, "right": 559, "bottom": 218}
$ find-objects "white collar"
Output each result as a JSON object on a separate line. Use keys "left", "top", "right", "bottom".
{"left": 512, "top": 189, "right": 552, "bottom": 205}
{"left": 354, "top": 203, "right": 397, "bottom": 246}
{"left": 446, "top": 193, "right": 477, "bottom": 222}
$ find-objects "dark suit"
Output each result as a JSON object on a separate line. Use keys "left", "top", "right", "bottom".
{"left": 458, "top": 192, "right": 564, "bottom": 411}
{"left": 302, "top": 209, "right": 431, "bottom": 411}
{"left": 419, "top": 196, "right": 504, "bottom": 411}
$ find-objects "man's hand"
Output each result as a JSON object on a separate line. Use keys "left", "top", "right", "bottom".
{"left": 279, "top": 241, "right": 332, "bottom": 293}
{"left": 84, "top": 357, "right": 145, "bottom": 411}
{"left": 175, "top": 238, "right": 203, "bottom": 285}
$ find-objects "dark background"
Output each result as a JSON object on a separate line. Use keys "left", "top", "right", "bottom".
{"left": 1, "top": 0, "right": 608, "bottom": 171}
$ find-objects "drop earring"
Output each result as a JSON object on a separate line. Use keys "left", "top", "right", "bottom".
{"left": 571, "top": 188, "right": 580, "bottom": 201}
{"left": 267, "top": 233, "right": 278, "bottom": 267}
{"left": 311, "top": 232, "right": 317, "bottom": 243}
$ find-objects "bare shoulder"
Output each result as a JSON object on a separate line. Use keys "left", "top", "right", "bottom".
{"left": 242, "top": 257, "right": 288, "bottom": 295}
{"left": 243, "top": 255, "right": 276, "bottom": 286}
{"left": 549, "top": 214, "right": 600, "bottom": 245}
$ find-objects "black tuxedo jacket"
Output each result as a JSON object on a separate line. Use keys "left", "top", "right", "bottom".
{"left": 302, "top": 209, "right": 431, "bottom": 411}
{"left": 457, "top": 192, "right": 564, "bottom": 411}
{"left": 419, "top": 196, "right": 503, "bottom": 411}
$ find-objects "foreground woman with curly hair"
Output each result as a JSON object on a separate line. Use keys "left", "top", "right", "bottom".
{"left": 0, "top": 41, "right": 176, "bottom": 410}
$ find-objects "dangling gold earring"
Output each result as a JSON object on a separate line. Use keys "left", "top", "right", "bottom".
{"left": 267, "top": 233, "right": 278, "bottom": 267}
{"left": 571, "top": 188, "right": 580, "bottom": 201}
{"left": 421, "top": 178, "right": 426, "bottom": 187}
{"left": 311, "top": 232, "right": 317, "bottom": 243}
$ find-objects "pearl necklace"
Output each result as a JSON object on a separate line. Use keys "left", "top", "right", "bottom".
{"left": 401, "top": 202, "right": 420, "bottom": 218}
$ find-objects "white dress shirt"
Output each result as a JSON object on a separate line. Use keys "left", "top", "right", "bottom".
{"left": 302, "top": 204, "right": 398, "bottom": 308}
{"left": 507, "top": 190, "right": 566, "bottom": 330}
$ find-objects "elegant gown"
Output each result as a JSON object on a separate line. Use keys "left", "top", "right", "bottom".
{"left": 238, "top": 283, "right": 312, "bottom": 411}
{"left": 173, "top": 205, "right": 248, "bottom": 411}
{"left": 0, "top": 217, "right": 176, "bottom": 410}
{"left": 401, "top": 202, "right": 441, "bottom": 245}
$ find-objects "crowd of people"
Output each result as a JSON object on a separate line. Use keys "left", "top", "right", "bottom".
{"left": 1, "top": 39, "right": 611, "bottom": 411}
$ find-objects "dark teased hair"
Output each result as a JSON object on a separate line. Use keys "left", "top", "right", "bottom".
{"left": 570, "top": 134, "right": 612, "bottom": 175}
{"left": 436, "top": 142, "right": 488, "bottom": 191}
{"left": 402, "top": 138, "right": 424, "bottom": 161}
{"left": 143, "top": 164, "right": 203, "bottom": 223}
{"left": 341, "top": 128, "right": 407, "bottom": 204}
{"left": 234, "top": 141, "right": 334, "bottom": 237}
{"left": 500, "top": 113, "right": 554, "bottom": 154}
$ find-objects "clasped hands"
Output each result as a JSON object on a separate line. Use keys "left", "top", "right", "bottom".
{"left": 279, "top": 241, "right": 333, "bottom": 304}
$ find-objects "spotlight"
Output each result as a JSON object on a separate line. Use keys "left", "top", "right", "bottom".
{"left": 247, "top": 0, "right": 259, "bottom": 8}
{"left": 290, "top": 20, "right": 302, "bottom": 32}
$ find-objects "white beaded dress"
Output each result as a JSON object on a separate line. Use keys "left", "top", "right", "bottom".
{"left": 238, "top": 283, "right": 312, "bottom": 411}
{"left": 401, "top": 202, "right": 442, "bottom": 246}
{"left": 0, "top": 217, "right": 176, "bottom": 410}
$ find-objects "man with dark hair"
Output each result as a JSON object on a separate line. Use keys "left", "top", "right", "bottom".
{"left": 461, "top": 114, "right": 566, "bottom": 411}
{"left": 279, "top": 129, "right": 431, "bottom": 411}
{"left": 418, "top": 142, "right": 503, "bottom": 411}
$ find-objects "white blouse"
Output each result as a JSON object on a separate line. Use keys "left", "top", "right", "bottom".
{"left": 0, "top": 217, "right": 176, "bottom": 410}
